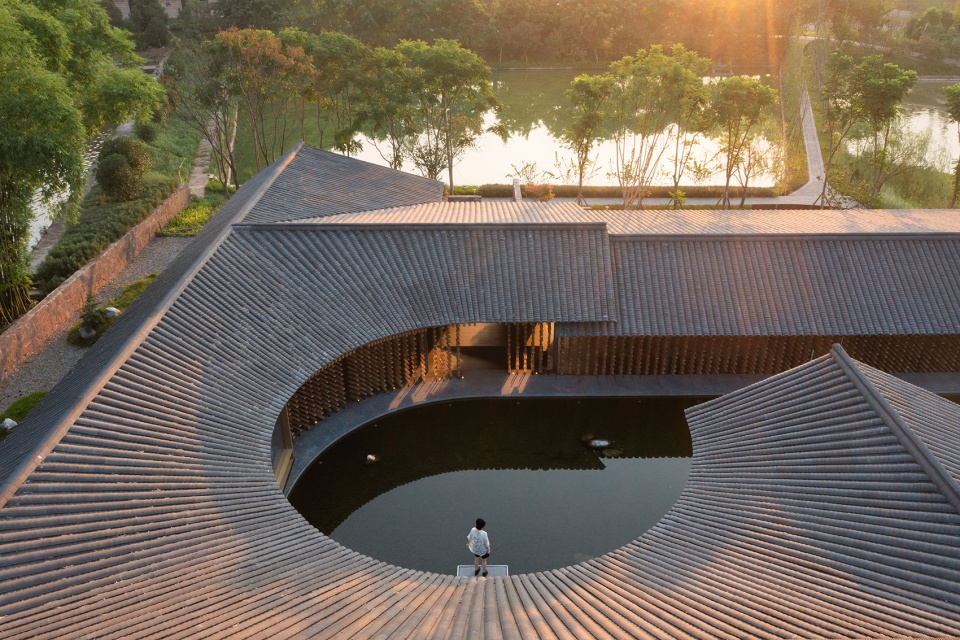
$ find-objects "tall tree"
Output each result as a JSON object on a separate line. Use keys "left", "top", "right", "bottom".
{"left": 708, "top": 76, "right": 777, "bottom": 209}
{"left": 129, "top": 0, "right": 170, "bottom": 48}
{"left": 562, "top": 73, "right": 612, "bottom": 204}
{"left": 282, "top": 29, "right": 372, "bottom": 154}
{"left": 166, "top": 44, "right": 241, "bottom": 191}
{"left": 662, "top": 45, "right": 710, "bottom": 200}
{"left": 817, "top": 51, "right": 862, "bottom": 207}
{"left": 206, "top": 27, "right": 312, "bottom": 172}
{"left": 361, "top": 46, "right": 418, "bottom": 169}
{"left": 853, "top": 56, "right": 916, "bottom": 207}
{"left": 0, "top": 0, "right": 162, "bottom": 324}
{"left": 606, "top": 45, "right": 702, "bottom": 209}
{"left": 944, "top": 83, "right": 960, "bottom": 207}
{"left": 397, "top": 39, "right": 496, "bottom": 190}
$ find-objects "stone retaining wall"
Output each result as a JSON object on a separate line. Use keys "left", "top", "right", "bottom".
{"left": 0, "top": 185, "right": 190, "bottom": 382}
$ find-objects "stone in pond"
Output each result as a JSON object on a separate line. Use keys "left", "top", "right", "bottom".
{"left": 365, "top": 454, "right": 380, "bottom": 465}
{"left": 587, "top": 439, "right": 610, "bottom": 449}
{"left": 602, "top": 448, "right": 623, "bottom": 457}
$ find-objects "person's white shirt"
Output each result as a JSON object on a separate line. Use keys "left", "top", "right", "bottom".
{"left": 467, "top": 527, "right": 490, "bottom": 556}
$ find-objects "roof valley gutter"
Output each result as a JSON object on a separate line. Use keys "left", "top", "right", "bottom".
{"left": 0, "top": 142, "right": 304, "bottom": 511}
{"left": 831, "top": 343, "right": 960, "bottom": 517}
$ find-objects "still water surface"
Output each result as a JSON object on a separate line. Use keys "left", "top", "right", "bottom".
{"left": 353, "top": 69, "right": 778, "bottom": 187}
{"left": 289, "top": 397, "right": 704, "bottom": 575}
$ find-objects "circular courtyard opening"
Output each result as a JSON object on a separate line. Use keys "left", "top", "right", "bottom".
{"left": 288, "top": 396, "right": 705, "bottom": 574}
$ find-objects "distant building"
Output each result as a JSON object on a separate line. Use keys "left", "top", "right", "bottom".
{"left": 160, "top": 0, "right": 182, "bottom": 18}
{"left": 112, "top": 0, "right": 183, "bottom": 19}
{"left": 112, "top": 0, "right": 129, "bottom": 19}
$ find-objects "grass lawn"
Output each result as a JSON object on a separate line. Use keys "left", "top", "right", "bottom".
{"left": 66, "top": 274, "right": 159, "bottom": 347}
{"left": 0, "top": 391, "right": 48, "bottom": 441}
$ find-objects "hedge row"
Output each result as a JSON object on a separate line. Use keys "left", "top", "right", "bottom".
{"left": 34, "top": 175, "right": 178, "bottom": 292}
{"left": 468, "top": 184, "right": 779, "bottom": 199}
{"left": 34, "top": 108, "right": 203, "bottom": 294}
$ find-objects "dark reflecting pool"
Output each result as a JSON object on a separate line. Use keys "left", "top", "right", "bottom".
{"left": 288, "top": 397, "right": 707, "bottom": 574}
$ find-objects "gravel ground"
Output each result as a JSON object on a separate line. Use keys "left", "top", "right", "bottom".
{"left": 0, "top": 236, "right": 193, "bottom": 411}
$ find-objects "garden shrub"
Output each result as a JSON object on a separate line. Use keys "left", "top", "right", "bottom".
{"left": 522, "top": 184, "right": 554, "bottom": 201}
{"left": 34, "top": 105, "right": 202, "bottom": 296}
{"left": 96, "top": 137, "right": 153, "bottom": 201}
{"left": 96, "top": 154, "right": 142, "bottom": 201}
{"left": 99, "top": 137, "right": 152, "bottom": 174}
{"left": 66, "top": 274, "right": 158, "bottom": 347}
{"left": 473, "top": 183, "right": 777, "bottom": 200}
{"left": 34, "top": 175, "right": 177, "bottom": 293}
{"left": 134, "top": 121, "right": 159, "bottom": 143}
{"left": 477, "top": 184, "right": 514, "bottom": 197}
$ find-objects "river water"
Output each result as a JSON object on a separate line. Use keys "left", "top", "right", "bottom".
{"left": 902, "top": 79, "right": 960, "bottom": 171}
{"left": 353, "top": 69, "right": 779, "bottom": 188}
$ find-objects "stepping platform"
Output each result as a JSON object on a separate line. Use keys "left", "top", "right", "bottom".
{"left": 456, "top": 565, "right": 509, "bottom": 577}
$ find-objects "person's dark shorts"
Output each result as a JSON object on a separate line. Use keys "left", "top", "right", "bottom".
{"left": 474, "top": 553, "right": 490, "bottom": 559}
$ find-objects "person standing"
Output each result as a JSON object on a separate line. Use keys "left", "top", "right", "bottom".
{"left": 466, "top": 518, "right": 491, "bottom": 576}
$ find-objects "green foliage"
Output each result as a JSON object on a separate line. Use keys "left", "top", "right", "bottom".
{"left": 204, "top": 177, "right": 235, "bottom": 195}
{"left": 135, "top": 121, "right": 159, "bottom": 143}
{"left": 944, "top": 83, "right": 960, "bottom": 206}
{"left": 476, "top": 184, "right": 514, "bottom": 197}
{"left": 34, "top": 174, "right": 177, "bottom": 293}
{"left": 81, "top": 293, "right": 107, "bottom": 330}
{"left": 396, "top": 38, "right": 496, "bottom": 189}
{"left": 289, "top": 0, "right": 793, "bottom": 69}
{"left": 0, "top": 390, "right": 48, "bottom": 425}
{"left": 100, "top": 0, "right": 124, "bottom": 27}
{"left": 96, "top": 137, "right": 152, "bottom": 201}
{"left": 112, "top": 273, "right": 158, "bottom": 309}
{"left": 130, "top": 0, "right": 171, "bottom": 48}
{"left": 66, "top": 274, "right": 157, "bottom": 346}
{"left": 563, "top": 73, "right": 612, "bottom": 203}
{"left": 205, "top": 28, "right": 313, "bottom": 172}
{"left": 100, "top": 137, "right": 153, "bottom": 174}
{"left": 96, "top": 154, "right": 143, "bottom": 201}
{"left": 709, "top": 75, "right": 777, "bottom": 208}
{"left": 159, "top": 193, "right": 225, "bottom": 236}
{"left": 522, "top": 184, "right": 554, "bottom": 201}
{"left": 0, "top": 0, "right": 162, "bottom": 326}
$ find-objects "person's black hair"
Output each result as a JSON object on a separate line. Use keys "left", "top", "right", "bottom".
{"left": 476, "top": 518, "right": 485, "bottom": 530}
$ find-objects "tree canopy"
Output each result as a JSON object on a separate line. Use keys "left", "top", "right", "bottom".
{"left": 0, "top": 0, "right": 163, "bottom": 325}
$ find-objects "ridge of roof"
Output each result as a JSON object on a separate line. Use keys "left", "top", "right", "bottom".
{"left": 239, "top": 221, "right": 610, "bottom": 232}
{"left": 603, "top": 208, "right": 960, "bottom": 236}
{"left": 831, "top": 344, "right": 960, "bottom": 516}
{"left": 0, "top": 143, "right": 302, "bottom": 509}
{"left": 241, "top": 145, "right": 444, "bottom": 224}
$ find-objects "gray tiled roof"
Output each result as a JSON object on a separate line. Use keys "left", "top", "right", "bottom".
{"left": 562, "top": 236, "right": 960, "bottom": 336}
{"left": 296, "top": 200, "right": 605, "bottom": 225}
{"left": 601, "top": 207, "right": 960, "bottom": 236}
{"left": 2, "top": 146, "right": 960, "bottom": 638}
{"left": 241, "top": 143, "right": 444, "bottom": 224}
{"left": 861, "top": 361, "right": 960, "bottom": 495}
